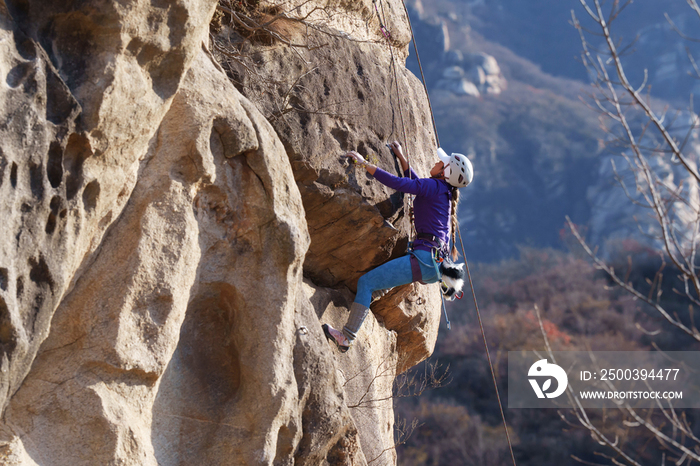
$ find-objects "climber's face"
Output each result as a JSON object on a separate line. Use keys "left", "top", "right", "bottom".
{"left": 430, "top": 161, "right": 446, "bottom": 178}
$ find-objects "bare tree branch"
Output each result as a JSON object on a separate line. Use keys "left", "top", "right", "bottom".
{"left": 566, "top": 217, "right": 700, "bottom": 340}
{"left": 579, "top": 0, "right": 700, "bottom": 183}
{"left": 665, "top": 13, "right": 700, "bottom": 43}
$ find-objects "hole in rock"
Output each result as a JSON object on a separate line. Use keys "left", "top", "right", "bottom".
{"left": 10, "top": 162, "right": 17, "bottom": 188}
{"left": 46, "top": 63, "right": 79, "bottom": 124}
{"left": 0, "top": 296, "right": 16, "bottom": 351}
{"left": 45, "top": 212, "right": 56, "bottom": 235}
{"left": 82, "top": 180, "right": 99, "bottom": 211}
{"left": 28, "top": 255, "right": 54, "bottom": 293}
{"left": 46, "top": 142, "right": 63, "bottom": 188}
{"left": 13, "top": 31, "right": 36, "bottom": 60}
{"left": 274, "top": 424, "right": 295, "bottom": 463}
{"left": 29, "top": 161, "right": 44, "bottom": 200}
{"left": 49, "top": 195, "right": 61, "bottom": 213}
{"left": 98, "top": 210, "right": 113, "bottom": 230}
{"left": 6, "top": 61, "right": 33, "bottom": 88}
{"left": 0, "top": 148, "right": 6, "bottom": 189}
{"left": 63, "top": 133, "right": 91, "bottom": 200}
{"left": 331, "top": 127, "right": 349, "bottom": 148}
{"left": 16, "top": 276, "right": 23, "bottom": 299}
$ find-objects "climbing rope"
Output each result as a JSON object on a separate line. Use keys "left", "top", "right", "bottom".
{"left": 372, "top": 0, "right": 392, "bottom": 41}
{"left": 373, "top": 0, "right": 416, "bottom": 241}
{"left": 401, "top": 5, "right": 440, "bottom": 148}
{"left": 390, "top": 2, "right": 517, "bottom": 464}
{"left": 456, "top": 226, "right": 517, "bottom": 465}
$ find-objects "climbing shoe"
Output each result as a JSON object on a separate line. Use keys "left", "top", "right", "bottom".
{"left": 322, "top": 324, "right": 350, "bottom": 353}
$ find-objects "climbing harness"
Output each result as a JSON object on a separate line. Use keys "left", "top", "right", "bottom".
{"left": 406, "top": 234, "right": 457, "bottom": 329}
{"left": 373, "top": 2, "right": 518, "bottom": 464}
{"left": 407, "top": 237, "right": 441, "bottom": 281}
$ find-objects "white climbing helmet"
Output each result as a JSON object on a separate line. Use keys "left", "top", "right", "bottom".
{"left": 437, "top": 147, "right": 473, "bottom": 188}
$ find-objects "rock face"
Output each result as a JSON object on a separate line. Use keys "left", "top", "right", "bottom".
{"left": 0, "top": 0, "right": 218, "bottom": 426}
{"left": 406, "top": 4, "right": 506, "bottom": 98}
{"left": 436, "top": 51, "right": 506, "bottom": 97}
{"left": 0, "top": 0, "right": 443, "bottom": 464}
{"left": 586, "top": 111, "right": 700, "bottom": 256}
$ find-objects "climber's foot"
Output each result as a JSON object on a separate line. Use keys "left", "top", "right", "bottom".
{"left": 322, "top": 324, "right": 350, "bottom": 353}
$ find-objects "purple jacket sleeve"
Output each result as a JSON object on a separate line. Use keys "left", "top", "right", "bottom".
{"left": 372, "top": 168, "right": 440, "bottom": 197}
{"left": 404, "top": 168, "right": 419, "bottom": 180}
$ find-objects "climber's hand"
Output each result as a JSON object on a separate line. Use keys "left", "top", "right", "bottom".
{"left": 389, "top": 141, "right": 409, "bottom": 172}
{"left": 345, "top": 150, "right": 368, "bottom": 166}
{"left": 389, "top": 141, "right": 404, "bottom": 158}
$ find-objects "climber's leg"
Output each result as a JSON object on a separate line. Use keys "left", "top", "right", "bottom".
{"left": 411, "top": 249, "right": 440, "bottom": 284}
{"left": 323, "top": 256, "right": 411, "bottom": 351}
{"left": 323, "top": 251, "right": 438, "bottom": 351}
{"left": 343, "top": 252, "right": 434, "bottom": 344}
{"left": 353, "top": 255, "right": 414, "bottom": 308}
{"left": 354, "top": 249, "right": 439, "bottom": 307}
{"left": 342, "top": 302, "right": 370, "bottom": 343}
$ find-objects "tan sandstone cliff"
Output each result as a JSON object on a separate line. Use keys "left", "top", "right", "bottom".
{"left": 0, "top": 0, "right": 442, "bottom": 464}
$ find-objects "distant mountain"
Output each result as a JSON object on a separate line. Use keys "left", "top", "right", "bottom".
{"left": 416, "top": 0, "right": 700, "bottom": 103}
{"left": 405, "top": 0, "right": 700, "bottom": 262}
{"left": 406, "top": 2, "right": 602, "bottom": 261}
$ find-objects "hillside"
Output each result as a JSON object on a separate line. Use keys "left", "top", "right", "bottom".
{"left": 403, "top": 1, "right": 604, "bottom": 262}
{"left": 397, "top": 247, "right": 700, "bottom": 465}
{"left": 404, "top": 0, "right": 700, "bottom": 261}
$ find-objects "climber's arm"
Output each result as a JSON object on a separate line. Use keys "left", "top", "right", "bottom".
{"left": 388, "top": 142, "right": 419, "bottom": 179}
{"left": 345, "top": 150, "right": 425, "bottom": 190}
{"left": 389, "top": 141, "right": 410, "bottom": 173}
{"left": 346, "top": 150, "right": 378, "bottom": 175}
{"left": 372, "top": 168, "right": 436, "bottom": 197}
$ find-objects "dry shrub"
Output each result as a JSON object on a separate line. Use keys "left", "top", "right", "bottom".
{"left": 397, "top": 246, "right": 699, "bottom": 465}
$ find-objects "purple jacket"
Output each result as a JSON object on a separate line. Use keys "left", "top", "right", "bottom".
{"left": 372, "top": 167, "right": 452, "bottom": 253}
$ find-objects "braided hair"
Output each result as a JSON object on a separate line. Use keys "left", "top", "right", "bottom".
{"left": 450, "top": 186, "right": 460, "bottom": 261}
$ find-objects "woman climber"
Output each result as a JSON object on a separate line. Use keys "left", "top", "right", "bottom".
{"left": 322, "top": 141, "right": 474, "bottom": 353}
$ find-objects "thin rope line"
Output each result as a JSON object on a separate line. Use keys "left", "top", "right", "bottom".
{"left": 439, "top": 289, "right": 451, "bottom": 330}
{"left": 457, "top": 225, "right": 517, "bottom": 466}
{"left": 373, "top": 10, "right": 516, "bottom": 462}
{"left": 398, "top": 2, "right": 517, "bottom": 463}
{"left": 378, "top": 1, "right": 409, "bottom": 152}
{"left": 399, "top": 0, "right": 440, "bottom": 148}
{"left": 374, "top": 0, "right": 415, "bottom": 240}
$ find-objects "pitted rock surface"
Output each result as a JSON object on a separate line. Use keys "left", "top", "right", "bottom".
{"left": 0, "top": 1, "right": 444, "bottom": 464}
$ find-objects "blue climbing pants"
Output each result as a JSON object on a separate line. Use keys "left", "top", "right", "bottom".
{"left": 354, "top": 249, "right": 439, "bottom": 308}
